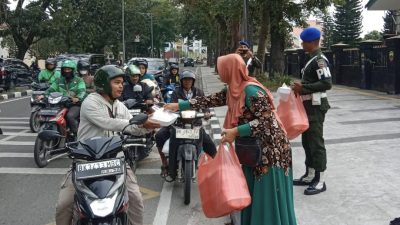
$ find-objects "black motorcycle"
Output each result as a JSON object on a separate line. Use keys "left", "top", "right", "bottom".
{"left": 164, "top": 110, "right": 209, "bottom": 205}
{"left": 123, "top": 97, "right": 155, "bottom": 171}
{"left": 39, "top": 114, "right": 148, "bottom": 224}
{"left": 29, "top": 82, "right": 50, "bottom": 133}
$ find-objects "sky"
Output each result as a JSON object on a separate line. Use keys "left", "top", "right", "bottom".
{"left": 9, "top": 0, "right": 386, "bottom": 37}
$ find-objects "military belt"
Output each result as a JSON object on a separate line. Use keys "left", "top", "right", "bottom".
{"left": 301, "top": 92, "right": 327, "bottom": 101}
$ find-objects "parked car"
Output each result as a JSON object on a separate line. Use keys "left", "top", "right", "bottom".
{"left": 184, "top": 58, "right": 195, "bottom": 67}
{"left": 0, "top": 58, "right": 35, "bottom": 91}
{"left": 55, "top": 53, "right": 105, "bottom": 75}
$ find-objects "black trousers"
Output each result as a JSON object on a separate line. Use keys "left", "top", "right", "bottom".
{"left": 66, "top": 105, "right": 80, "bottom": 134}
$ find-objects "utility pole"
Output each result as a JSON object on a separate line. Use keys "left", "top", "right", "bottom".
{"left": 243, "top": 0, "right": 249, "bottom": 41}
{"left": 150, "top": 13, "right": 154, "bottom": 57}
{"left": 122, "top": 0, "right": 126, "bottom": 64}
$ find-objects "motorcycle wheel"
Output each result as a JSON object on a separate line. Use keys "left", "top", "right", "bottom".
{"left": 34, "top": 137, "right": 53, "bottom": 168}
{"left": 29, "top": 111, "right": 41, "bottom": 133}
{"left": 184, "top": 160, "right": 192, "bottom": 205}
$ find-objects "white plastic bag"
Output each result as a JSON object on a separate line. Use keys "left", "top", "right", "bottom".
{"left": 277, "top": 83, "right": 291, "bottom": 102}
{"left": 162, "top": 138, "right": 170, "bottom": 155}
{"left": 150, "top": 106, "right": 178, "bottom": 127}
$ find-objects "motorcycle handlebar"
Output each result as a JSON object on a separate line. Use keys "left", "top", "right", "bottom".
{"left": 125, "top": 138, "right": 147, "bottom": 144}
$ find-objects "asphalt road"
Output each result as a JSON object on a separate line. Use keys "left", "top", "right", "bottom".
{"left": 0, "top": 65, "right": 227, "bottom": 225}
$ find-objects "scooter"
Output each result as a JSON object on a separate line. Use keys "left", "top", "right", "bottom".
{"left": 33, "top": 92, "right": 77, "bottom": 168}
{"left": 39, "top": 114, "right": 149, "bottom": 224}
{"left": 29, "top": 82, "right": 50, "bottom": 133}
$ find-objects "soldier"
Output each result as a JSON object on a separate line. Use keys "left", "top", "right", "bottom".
{"left": 291, "top": 27, "right": 332, "bottom": 195}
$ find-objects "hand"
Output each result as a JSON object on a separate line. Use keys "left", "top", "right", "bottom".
{"left": 36, "top": 95, "right": 44, "bottom": 101}
{"left": 164, "top": 103, "right": 179, "bottom": 112}
{"left": 72, "top": 97, "right": 79, "bottom": 104}
{"left": 142, "top": 119, "right": 161, "bottom": 129}
{"left": 245, "top": 50, "right": 253, "bottom": 60}
{"left": 145, "top": 99, "right": 154, "bottom": 105}
{"left": 221, "top": 128, "right": 239, "bottom": 143}
{"left": 291, "top": 82, "right": 302, "bottom": 97}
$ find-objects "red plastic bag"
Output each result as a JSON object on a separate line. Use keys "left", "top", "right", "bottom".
{"left": 277, "top": 91, "right": 309, "bottom": 140}
{"left": 198, "top": 143, "right": 251, "bottom": 218}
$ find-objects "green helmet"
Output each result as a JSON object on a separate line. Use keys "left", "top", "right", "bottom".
{"left": 61, "top": 60, "right": 77, "bottom": 79}
{"left": 94, "top": 65, "right": 125, "bottom": 95}
{"left": 126, "top": 65, "right": 141, "bottom": 76}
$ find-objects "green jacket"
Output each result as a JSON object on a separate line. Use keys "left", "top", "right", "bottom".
{"left": 38, "top": 69, "right": 61, "bottom": 85}
{"left": 45, "top": 76, "right": 87, "bottom": 101}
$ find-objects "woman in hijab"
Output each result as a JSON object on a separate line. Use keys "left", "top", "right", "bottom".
{"left": 164, "top": 54, "right": 297, "bottom": 225}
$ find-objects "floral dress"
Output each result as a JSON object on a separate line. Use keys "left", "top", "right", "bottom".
{"left": 180, "top": 85, "right": 297, "bottom": 225}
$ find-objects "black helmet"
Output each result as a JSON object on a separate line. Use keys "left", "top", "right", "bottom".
{"left": 169, "top": 64, "right": 179, "bottom": 73}
{"left": 94, "top": 65, "right": 125, "bottom": 96}
{"left": 77, "top": 60, "right": 90, "bottom": 76}
{"left": 180, "top": 70, "right": 196, "bottom": 84}
{"left": 45, "top": 58, "right": 56, "bottom": 71}
{"left": 134, "top": 59, "right": 148, "bottom": 69}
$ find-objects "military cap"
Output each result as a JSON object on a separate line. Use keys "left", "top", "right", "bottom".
{"left": 300, "top": 27, "right": 321, "bottom": 42}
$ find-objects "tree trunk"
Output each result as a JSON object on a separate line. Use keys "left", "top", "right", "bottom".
{"left": 231, "top": 18, "right": 241, "bottom": 52}
{"left": 256, "top": 1, "right": 270, "bottom": 76}
{"left": 269, "top": 0, "right": 285, "bottom": 77}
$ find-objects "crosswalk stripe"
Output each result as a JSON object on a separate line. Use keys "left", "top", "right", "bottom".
{"left": 0, "top": 117, "right": 30, "bottom": 120}
{"left": 0, "top": 126, "right": 30, "bottom": 129}
{"left": 0, "top": 141, "right": 35, "bottom": 145}
{"left": 1, "top": 132, "right": 37, "bottom": 137}
{"left": 0, "top": 153, "right": 33, "bottom": 158}
{"left": 0, "top": 121, "right": 29, "bottom": 124}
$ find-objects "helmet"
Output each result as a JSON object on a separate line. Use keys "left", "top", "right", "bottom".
{"left": 94, "top": 65, "right": 125, "bottom": 96}
{"left": 61, "top": 60, "right": 77, "bottom": 79}
{"left": 45, "top": 58, "right": 56, "bottom": 71}
{"left": 126, "top": 65, "right": 141, "bottom": 76}
{"left": 169, "top": 64, "right": 179, "bottom": 73}
{"left": 134, "top": 59, "right": 148, "bottom": 69}
{"left": 180, "top": 70, "right": 196, "bottom": 84}
{"left": 77, "top": 60, "right": 90, "bottom": 76}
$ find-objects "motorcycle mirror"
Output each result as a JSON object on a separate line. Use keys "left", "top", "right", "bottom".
{"left": 129, "top": 113, "right": 148, "bottom": 125}
{"left": 38, "top": 130, "right": 63, "bottom": 141}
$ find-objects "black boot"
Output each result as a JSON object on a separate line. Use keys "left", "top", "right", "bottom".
{"left": 293, "top": 167, "right": 315, "bottom": 186}
{"left": 304, "top": 171, "right": 326, "bottom": 195}
{"left": 0, "top": 127, "right": 3, "bottom": 135}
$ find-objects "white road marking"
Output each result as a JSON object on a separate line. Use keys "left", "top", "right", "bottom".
{"left": 0, "top": 121, "right": 29, "bottom": 124}
{"left": 0, "top": 130, "right": 29, "bottom": 142}
{"left": 0, "top": 141, "right": 35, "bottom": 145}
{"left": 1, "top": 132, "right": 37, "bottom": 137}
{"left": 0, "top": 117, "right": 30, "bottom": 120}
{"left": 152, "top": 182, "right": 174, "bottom": 225}
{"left": 0, "top": 96, "right": 30, "bottom": 104}
{"left": 0, "top": 153, "right": 33, "bottom": 158}
{"left": 0, "top": 167, "right": 161, "bottom": 175}
{"left": 0, "top": 126, "right": 30, "bottom": 130}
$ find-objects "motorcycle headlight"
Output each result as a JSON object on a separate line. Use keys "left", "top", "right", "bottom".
{"left": 90, "top": 191, "right": 118, "bottom": 217}
{"left": 48, "top": 96, "right": 62, "bottom": 104}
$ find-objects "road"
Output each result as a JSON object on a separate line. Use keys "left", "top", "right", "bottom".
{"left": 0, "top": 65, "right": 228, "bottom": 225}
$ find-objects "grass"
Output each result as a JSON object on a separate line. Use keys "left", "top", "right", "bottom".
{"left": 256, "top": 74, "right": 294, "bottom": 92}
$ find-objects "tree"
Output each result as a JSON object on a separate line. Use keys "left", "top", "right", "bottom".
{"left": 322, "top": 13, "right": 334, "bottom": 48}
{"left": 363, "top": 30, "right": 383, "bottom": 41}
{"left": 383, "top": 10, "right": 396, "bottom": 34}
{"left": 332, "top": 0, "right": 363, "bottom": 46}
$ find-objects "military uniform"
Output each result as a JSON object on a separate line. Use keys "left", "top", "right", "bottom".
{"left": 293, "top": 27, "right": 332, "bottom": 195}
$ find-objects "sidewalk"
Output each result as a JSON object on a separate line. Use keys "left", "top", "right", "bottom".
{"left": 199, "top": 66, "right": 400, "bottom": 225}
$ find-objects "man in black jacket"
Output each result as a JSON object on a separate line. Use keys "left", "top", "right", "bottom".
{"left": 120, "top": 65, "right": 154, "bottom": 105}
{"left": 155, "top": 70, "right": 216, "bottom": 178}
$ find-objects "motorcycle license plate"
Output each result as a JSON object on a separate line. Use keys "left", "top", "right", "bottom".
{"left": 175, "top": 129, "right": 200, "bottom": 139}
{"left": 39, "top": 109, "right": 59, "bottom": 116}
{"left": 128, "top": 109, "right": 141, "bottom": 115}
{"left": 75, "top": 158, "right": 124, "bottom": 180}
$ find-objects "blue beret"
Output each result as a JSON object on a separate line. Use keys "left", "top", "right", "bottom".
{"left": 300, "top": 27, "right": 321, "bottom": 42}
{"left": 239, "top": 40, "right": 250, "bottom": 48}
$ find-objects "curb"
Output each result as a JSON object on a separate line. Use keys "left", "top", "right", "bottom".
{"left": 0, "top": 90, "right": 32, "bottom": 101}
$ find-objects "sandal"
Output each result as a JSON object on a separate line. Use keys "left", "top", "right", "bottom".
{"left": 160, "top": 165, "right": 169, "bottom": 178}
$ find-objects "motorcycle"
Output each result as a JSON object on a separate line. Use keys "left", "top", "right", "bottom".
{"left": 164, "top": 110, "right": 210, "bottom": 205}
{"left": 33, "top": 92, "right": 77, "bottom": 168}
{"left": 38, "top": 114, "right": 149, "bottom": 224}
{"left": 163, "top": 83, "right": 179, "bottom": 103}
{"left": 123, "top": 97, "right": 155, "bottom": 171}
{"left": 29, "top": 82, "right": 50, "bottom": 133}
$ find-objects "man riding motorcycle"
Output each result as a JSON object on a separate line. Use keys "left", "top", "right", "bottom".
{"left": 155, "top": 70, "right": 216, "bottom": 177}
{"left": 163, "top": 63, "right": 180, "bottom": 87}
{"left": 38, "top": 60, "right": 86, "bottom": 136}
{"left": 134, "top": 59, "right": 155, "bottom": 81}
{"left": 120, "top": 65, "right": 153, "bottom": 105}
{"left": 38, "top": 58, "right": 60, "bottom": 85}
{"left": 77, "top": 60, "right": 95, "bottom": 94}
{"left": 55, "top": 65, "right": 160, "bottom": 225}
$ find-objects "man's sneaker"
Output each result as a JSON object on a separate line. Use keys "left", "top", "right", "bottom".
{"left": 304, "top": 172, "right": 327, "bottom": 195}
{"left": 293, "top": 167, "right": 315, "bottom": 186}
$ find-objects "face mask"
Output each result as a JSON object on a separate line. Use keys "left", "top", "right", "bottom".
{"left": 62, "top": 71, "right": 74, "bottom": 79}
{"left": 79, "top": 70, "right": 88, "bottom": 75}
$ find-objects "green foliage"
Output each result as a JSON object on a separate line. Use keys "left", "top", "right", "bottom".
{"left": 256, "top": 74, "right": 294, "bottom": 92}
{"left": 322, "top": 13, "right": 334, "bottom": 48}
{"left": 332, "top": 0, "right": 363, "bottom": 46}
{"left": 383, "top": 10, "right": 396, "bottom": 34}
{"left": 363, "top": 30, "right": 383, "bottom": 41}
